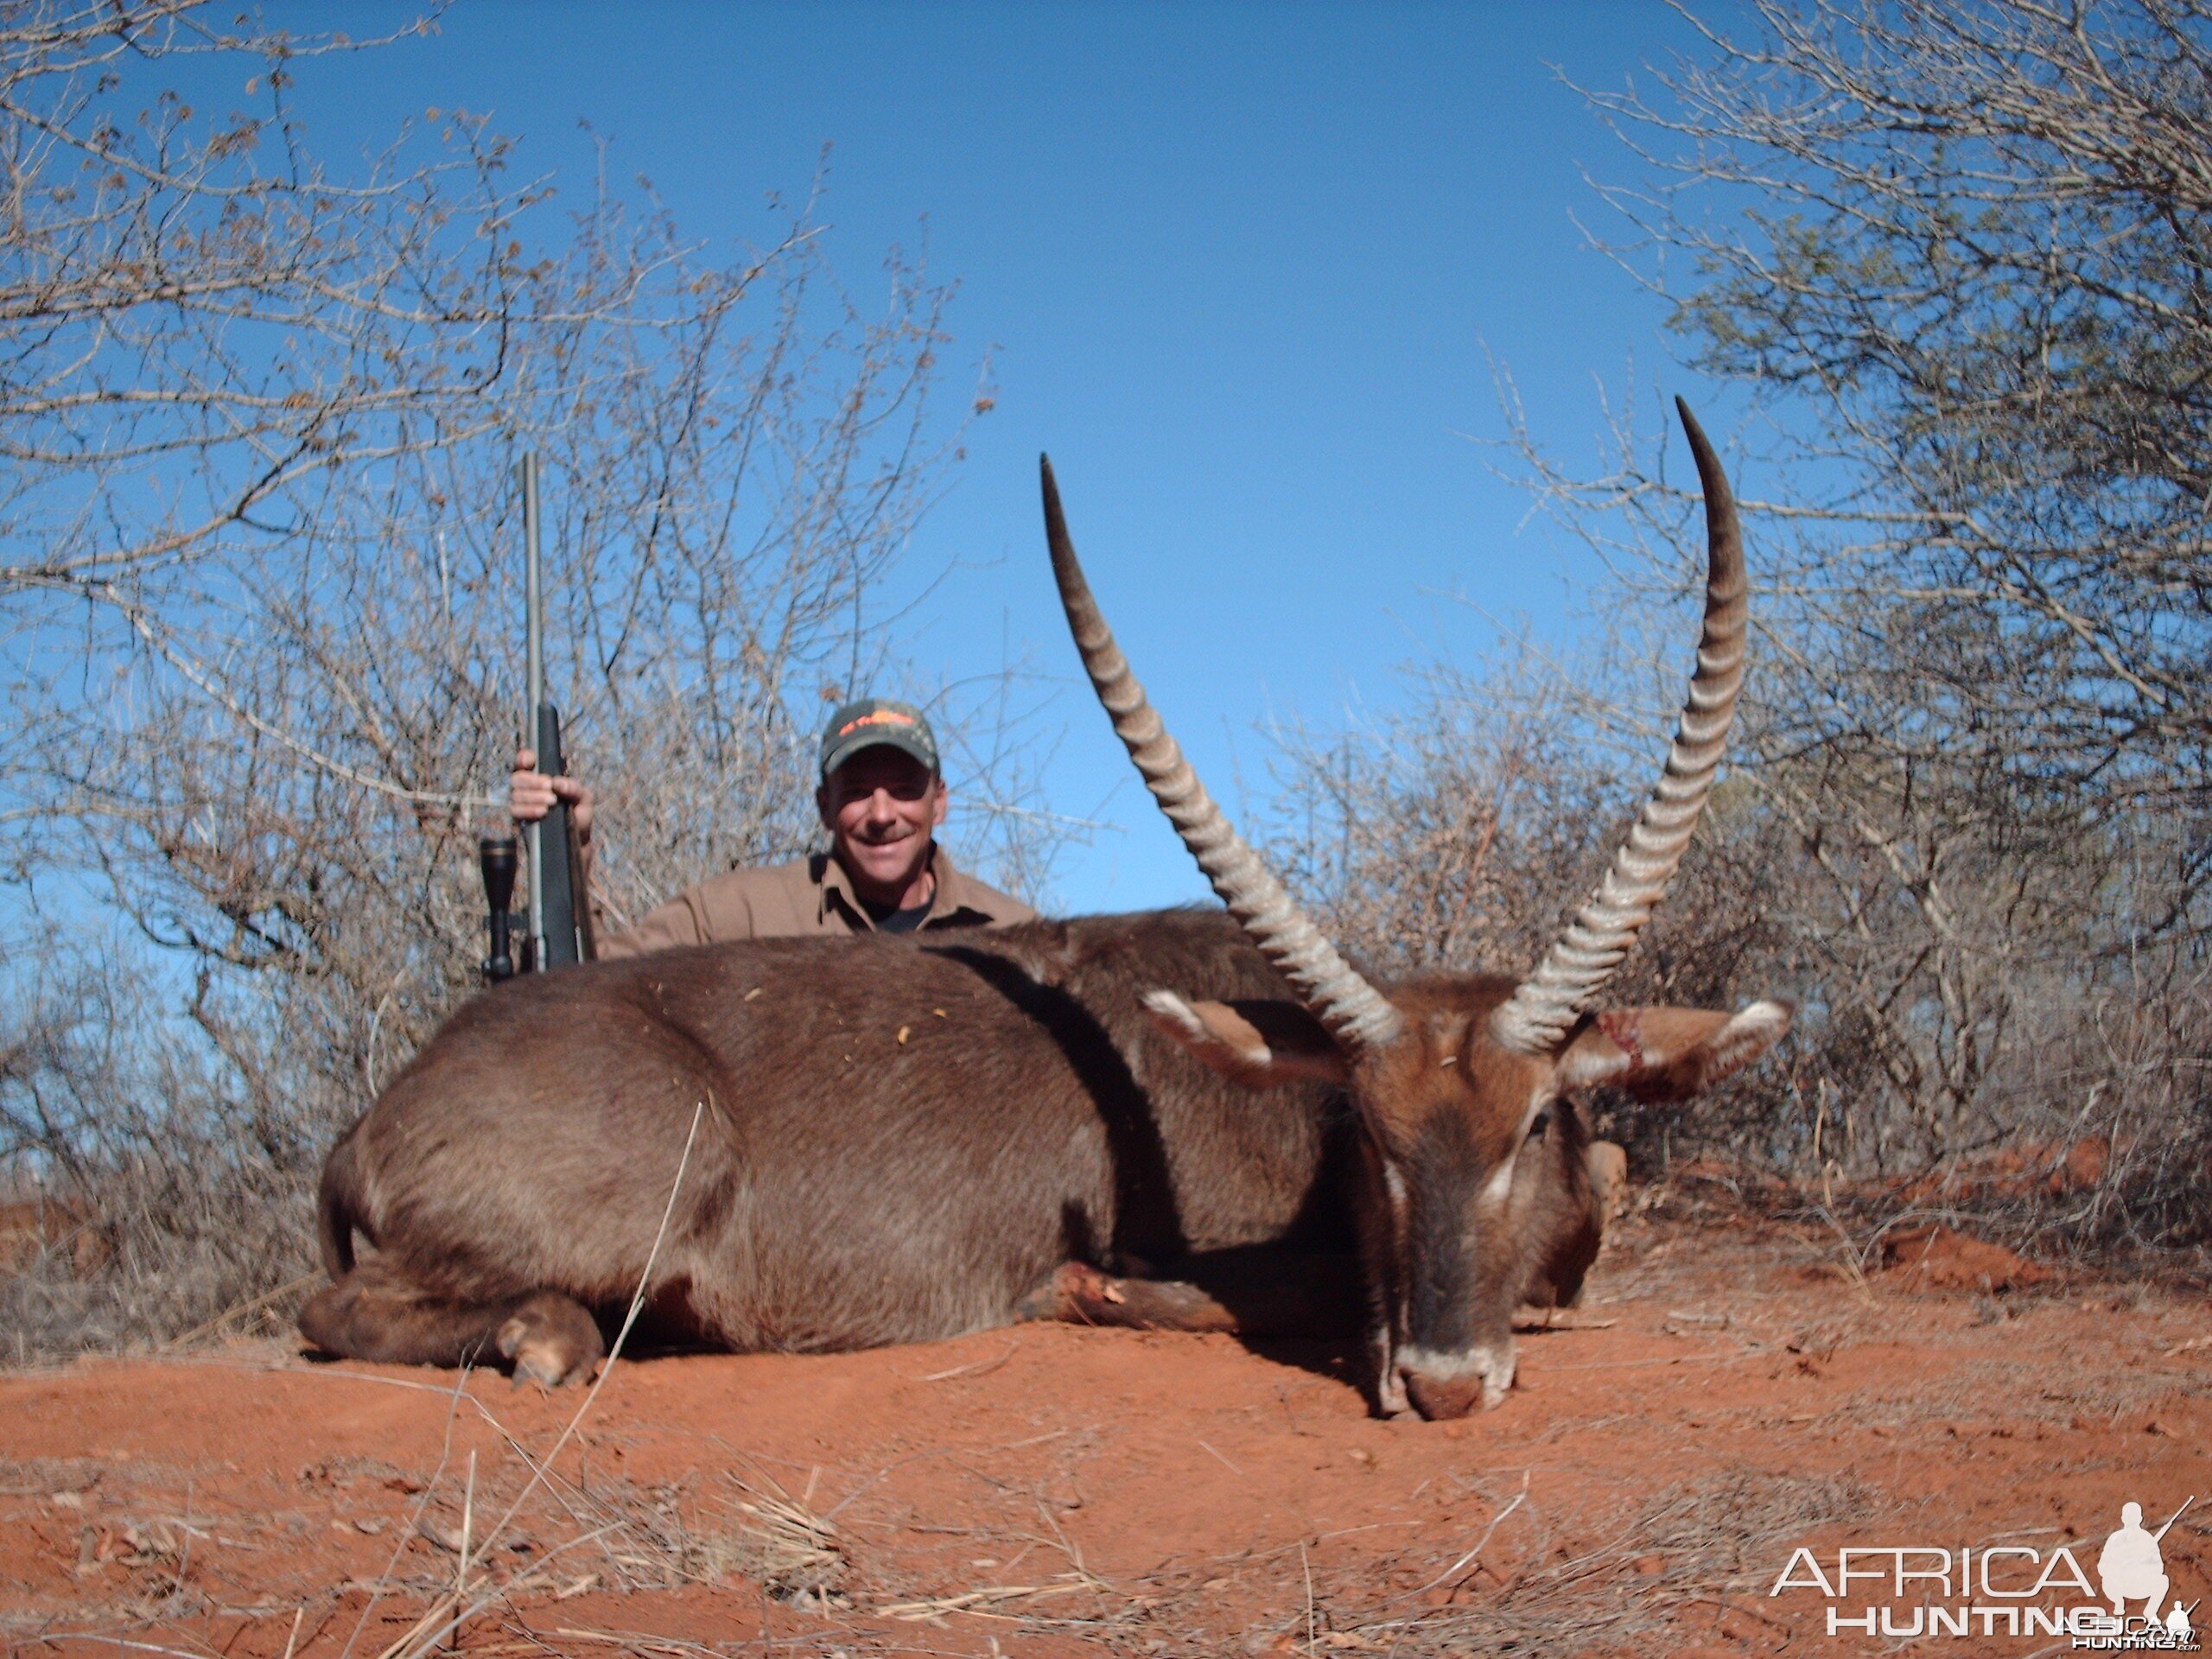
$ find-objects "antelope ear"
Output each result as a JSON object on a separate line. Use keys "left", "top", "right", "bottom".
{"left": 1142, "top": 991, "right": 1349, "bottom": 1089}
{"left": 1556, "top": 1001, "right": 1793, "bottom": 1103}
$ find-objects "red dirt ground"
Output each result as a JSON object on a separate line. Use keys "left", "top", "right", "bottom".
{"left": 3, "top": 1192, "right": 2204, "bottom": 1658}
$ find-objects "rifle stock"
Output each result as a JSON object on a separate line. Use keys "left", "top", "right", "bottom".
{"left": 531, "top": 698, "right": 593, "bottom": 969}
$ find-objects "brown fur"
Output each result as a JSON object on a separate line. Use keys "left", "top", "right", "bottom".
{"left": 304, "top": 909, "right": 1776, "bottom": 1415}
{"left": 310, "top": 912, "right": 1353, "bottom": 1367}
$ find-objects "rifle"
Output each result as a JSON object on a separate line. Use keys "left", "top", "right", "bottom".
{"left": 2154, "top": 1496, "right": 2196, "bottom": 1543}
{"left": 480, "top": 452, "right": 595, "bottom": 982}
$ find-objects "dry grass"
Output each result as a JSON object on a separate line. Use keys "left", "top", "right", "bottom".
{"left": 998, "top": 1467, "right": 1893, "bottom": 1657}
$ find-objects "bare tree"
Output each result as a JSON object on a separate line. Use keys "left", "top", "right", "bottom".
{"left": 0, "top": 3, "right": 525, "bottom": 642}
{"left": 1410, "top": 0, "right": 2212, "bottom": 1255}
{"left": 1586, "top": 0, "right": 2210, "bottom": 819}
{"left": 0, "top": 2, "right": 1058, "bottom": 1353}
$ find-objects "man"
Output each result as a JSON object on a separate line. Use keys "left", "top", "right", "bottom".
{"left": 509, "top": 697, "right": 1034, "bottom": 957}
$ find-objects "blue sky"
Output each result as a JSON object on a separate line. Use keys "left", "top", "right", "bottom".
{"left": 291, "top": 1, "right": 1732, "bottom": 913}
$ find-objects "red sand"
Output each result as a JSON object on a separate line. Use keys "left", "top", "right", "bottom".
{"left": 3, "top": 1200, "right": 2203, "bottom": 1657}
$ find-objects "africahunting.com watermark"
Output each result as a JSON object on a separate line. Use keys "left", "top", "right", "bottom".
{"left": 1769, "top": 1497, "right": 2198, "bottom": 1649}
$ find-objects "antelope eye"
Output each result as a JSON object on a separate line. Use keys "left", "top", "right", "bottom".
{"left": 1528, "top": 1109, "right": 1551, "bottom": 1141}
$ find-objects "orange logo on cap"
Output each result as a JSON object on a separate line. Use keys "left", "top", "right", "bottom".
{"left": 838, "top": 710, "right": 918, "bottom": 738}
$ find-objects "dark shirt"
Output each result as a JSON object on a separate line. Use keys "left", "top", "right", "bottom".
{"left": 863, "top": 892, "right": 934, "bottom": 934}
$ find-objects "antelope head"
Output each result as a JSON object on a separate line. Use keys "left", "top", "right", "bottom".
{"left": 1041, "top": 400, "right": 1790, "bottom": 1419}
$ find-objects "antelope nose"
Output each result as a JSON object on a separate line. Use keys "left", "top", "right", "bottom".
{"left": 1401, "top": 1369, "right": 1486, "bottom": 1421}
{"left": 1398, "top": 1341, "right": 1516, "bottom": 1419}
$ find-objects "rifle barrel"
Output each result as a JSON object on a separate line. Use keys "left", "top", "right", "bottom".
{"left": 2153, "top": 1495, "right": 2196, "bottom": 1542}
{"left": 522, "top": 452, "right": 546, "bottom": 961}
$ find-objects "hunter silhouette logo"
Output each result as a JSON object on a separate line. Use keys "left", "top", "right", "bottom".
{"left": 1770, "top": 1495, "right": 2198, "bottom": 1647}
{"left": 2101, "top": 1502, "right": 2196, "bottom": 1640}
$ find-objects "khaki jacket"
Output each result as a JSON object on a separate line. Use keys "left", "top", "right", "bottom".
{"left": 597, "top": 845, "right": 1035, "bottom": 959}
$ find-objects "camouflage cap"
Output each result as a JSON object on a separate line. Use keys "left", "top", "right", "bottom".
{"left": 819, "top": 697, "right": 939, "bottom": 779}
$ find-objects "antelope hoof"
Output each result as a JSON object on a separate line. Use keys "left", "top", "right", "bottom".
{"left": 1016, "top": 1262, "right": 1125, "bottom": 1324}
{"left": 496, "top": 1294, "right": 603, "bottom": 1389}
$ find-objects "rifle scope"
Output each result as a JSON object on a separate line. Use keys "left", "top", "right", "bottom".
{"left": 480, "top": 834, "right": 519, "bottom": 982}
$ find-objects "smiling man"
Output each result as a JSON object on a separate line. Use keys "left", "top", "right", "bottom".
{"left": 508, "top": 697, "right": 1034, "bottom": 956}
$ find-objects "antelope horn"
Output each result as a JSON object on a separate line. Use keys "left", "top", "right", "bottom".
{"left": 1489, "top": 399, "right": 1749, "bottom": 1055}
{"left": 1040, "top": 456, "right": 1406, "bottom": 1054}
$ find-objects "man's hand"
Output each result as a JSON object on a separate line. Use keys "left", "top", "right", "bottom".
{"left": 510, "top": 748, "right": 595, "bottom": 874}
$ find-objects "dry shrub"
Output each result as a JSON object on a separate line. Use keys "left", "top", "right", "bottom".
{"left": 1262, "top": 617, "right": 2211, "bottom": 1268}
{"left": 0, "top": 941, "right": 329, "bottom": 1360}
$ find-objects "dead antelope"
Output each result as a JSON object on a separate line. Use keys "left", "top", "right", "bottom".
{"left": 300, "top": 399, "right": 1786, "bottom": 1418}
{"left": 1039, "top": 396, "right": 1787, "bottom": 1413}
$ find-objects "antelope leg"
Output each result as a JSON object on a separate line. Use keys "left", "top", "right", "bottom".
{"left": 1018, "top": 1250, "right": 1363, "bottom": 1337}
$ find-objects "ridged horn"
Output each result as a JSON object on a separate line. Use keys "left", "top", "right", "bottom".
{"left": 1489, "top": 398, "right": 1749, "bottom": 1055}
{"left": 1041, "top": 456, "right": 1406, "bottom": 1054}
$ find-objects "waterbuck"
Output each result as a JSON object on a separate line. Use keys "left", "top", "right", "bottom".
{"left": 301, "top": 399, "right": 1787, "bottom": 1418}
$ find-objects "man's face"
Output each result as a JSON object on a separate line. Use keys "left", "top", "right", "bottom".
{"left": 817, "top": 747, "right": 948, "bottom": 894}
